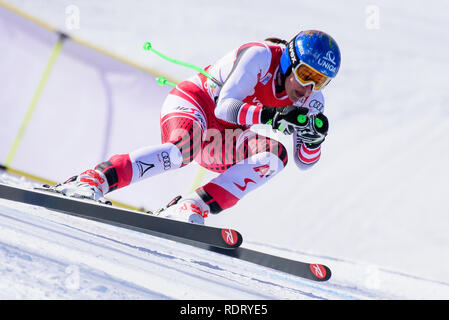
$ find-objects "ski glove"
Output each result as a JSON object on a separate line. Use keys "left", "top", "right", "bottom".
{"left": 261, "top": 105, "right": 329, "bottom": 146}
{"left": 296, "top": 112, "right": 329, "bottom": 147}
{"left": 261, "top": 106, "right": 310, "bottom": 135}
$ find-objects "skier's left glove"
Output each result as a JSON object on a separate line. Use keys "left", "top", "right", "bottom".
{"left": 295, "top": 112, "right": 329, "bottom": 148}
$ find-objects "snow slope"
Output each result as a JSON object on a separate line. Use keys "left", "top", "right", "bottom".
{"left": 2, "top": 0, "right": 449, "bottom": 299}
{"left": 1, "top": 173, "right": 449, "bottom": 300}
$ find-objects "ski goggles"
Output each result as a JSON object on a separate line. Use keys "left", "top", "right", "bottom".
{"left": 293, "top": 62, "right": 332, "bottom": 91}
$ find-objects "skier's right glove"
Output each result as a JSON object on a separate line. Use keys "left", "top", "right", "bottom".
{"left": 261, "top": 105, "right": 310, "bottom": 135}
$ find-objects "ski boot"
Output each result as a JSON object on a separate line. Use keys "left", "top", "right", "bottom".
{"left": 44, "top": 169, "right": 111, "bottom": 204}
{"left": 152, "top": 193, "right": 210, "bottom": 225}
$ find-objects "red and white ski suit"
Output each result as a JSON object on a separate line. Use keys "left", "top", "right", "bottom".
{"left": 95, "top": 41, "right": 326, "bottom": 213}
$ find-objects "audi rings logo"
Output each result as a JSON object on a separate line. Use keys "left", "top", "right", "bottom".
{"left": 161, "top": 151, "right": 171, "bottom": 170}
{"left": 309, "top": 99, "right": 324, "bottom": 112}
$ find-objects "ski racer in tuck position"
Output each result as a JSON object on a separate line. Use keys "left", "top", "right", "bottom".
{"left": 51, "top": 30, "right": 341, "bottom": 225}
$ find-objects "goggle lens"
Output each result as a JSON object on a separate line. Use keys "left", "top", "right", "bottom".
{"left": 293, "top": 63, "right": 331, "bottom": 91}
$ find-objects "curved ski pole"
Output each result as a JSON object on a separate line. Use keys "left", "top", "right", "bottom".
{"left": 143, "top": 42, "right": 222, "bottom": 87}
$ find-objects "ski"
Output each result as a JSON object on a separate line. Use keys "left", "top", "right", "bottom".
{"left": 0, "top": 182, "right": 242, "bottom": 250}
{"left": 209, "top": 247, "right": 331, "bottom": 281}
{"left": 0, "top": 182, "right": 331, "bottom": 281}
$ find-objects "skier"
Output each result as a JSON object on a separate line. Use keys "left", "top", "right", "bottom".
{"left": 51, "top": 30, "right": 341, "bottom": 225}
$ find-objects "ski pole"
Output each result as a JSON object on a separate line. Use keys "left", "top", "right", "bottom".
{"left": 142, "top": 42, "right": 222, "bottom": 87}
{"left": 156, "top": 76, "right": 177, "bottom": 88}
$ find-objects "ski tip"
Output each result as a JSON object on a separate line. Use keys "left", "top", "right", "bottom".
{"left": 309, "top": 263, "right": 332, "bottom": 281}
{"left": 220, "top": 228, "right": 243, "bottom": 248}
{"left": 34, "top": 184, "right": 51, "bottom": 190}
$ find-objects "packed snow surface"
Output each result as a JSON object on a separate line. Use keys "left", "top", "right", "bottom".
{"left": 1, "top": 0, "right": 449, "bottom": 299}
{"left": 1, "top": 174, "right": 449, "bottom": 300}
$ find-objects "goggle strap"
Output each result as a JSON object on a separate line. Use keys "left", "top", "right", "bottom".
{"left": 287, "top": 39, "right": 300, "bottom": 68}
